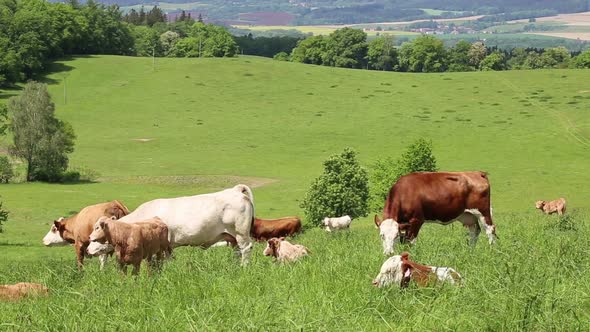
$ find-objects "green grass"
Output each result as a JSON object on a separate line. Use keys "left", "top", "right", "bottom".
{"left": 1, "top": 55, "right": 590, "bottom": 330}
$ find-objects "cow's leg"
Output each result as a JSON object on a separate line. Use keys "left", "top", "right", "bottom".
{"left": 235, "top": 234, "right": 253, "bottom": 266}
{"left": 99, "top": 254, "right": 108, "bottom": 270}
{"left": 406, "top": 218, "right": 423, "bottom": 245}
{"left": 470, "top": 209, "right": 496, "bottom": 244}
{"left": 132, "top": 262, "right": 141, "bottom": 276}
{"left": 75, "top": 242, "right": 85, "bottom": 271}
{"left": 457, "top": 212, "right": 480, "bottom": 246}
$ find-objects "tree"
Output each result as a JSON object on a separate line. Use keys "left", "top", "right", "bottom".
{"left": 507, "top": 47, "right": 528, "bottom": 69}
{"left": 290, "top": 35, "right": 328, "bottom": 65}
{"left": 273, "top": 52, "right": 290, "bottom": 61}
{"left": 448, "top": 40, "right": 473, "bottom": 72}
{"left": 398, "top": 35, "right": 447, "bottom": 72}
{"left": 540, "top": 47, "right": 571, "bottom": 68}
{"left": 366, "top": 35, "right": 397, "bottom": 71}
{"left": 468, "top": 41, "right": 487, "bottom": 69}
{"left": 324, "top": 28, "right": 367, "bottom": 68}
{"left": 480, "top": 51, "right": 506, "bottom": 71}
{"left": 370, "top": 138, "right": 437, "bottom": 211}
{"left": 300, "top": 148, "right": 369, "bottom": 226}
{"left": 132, "top": 25, "right": 162, "bottom": 56}
{"left": 160, "top": 31, "right": 180, "bottom": 56}
{"left": 571, "top": 48, "right": 590, "bottom": 68}
{"left": 8, "top": 82, "right": 76, "bottom": 182}
{"left": 0, "top": 156, "right": 14, "bottom": 183}
{"left": 0, "top": 198, "right": 8, "bottom": 233}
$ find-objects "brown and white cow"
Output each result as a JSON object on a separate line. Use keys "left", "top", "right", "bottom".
{"left": 372, "top": 252, "right": 462, "bottom": 288}
{"left": 88, "top": 216, "right": 171, "bottom": 275}
{"left": 374, "top": 171, "right": 496, "bottom": 255}
{"left": 535, "top": 198, "right": 566, "bottom": 215}
{"left": 263, "top": 237, "right": 310, "bottom": 263}
{"left": 251, "top": 216, "right": 302, "bottom": 241}
{"left": 42, "top": 200, "right": 129, "bottom": 270}
{"left": 0, "top": 283, "right": 49, "bottom": 301}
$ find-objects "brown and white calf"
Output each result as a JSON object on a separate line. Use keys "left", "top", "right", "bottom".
{"left": 88, "top": 216, "right": 171, "bottom": 275}
{"left": 535, "top": 198, "right": 566, "bottom": 215}
{"left": 263, "top": 237, "right": 310, "bottom": 263}
{"left": 42, "top": 200, "right": 130, "bottom": 270}
{"left": 0, "top": 283, "right": 49, "bottom": 301}
{"left": 251, "top": 216, "right": 302, "bottom": 241}
{"left": 372, "top": 252, "right": 462, "bottom": 288}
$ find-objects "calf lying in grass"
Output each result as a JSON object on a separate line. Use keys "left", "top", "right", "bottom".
{"left": 373, "top": 252, "right": 462, "bottom": 288}
{"left": 263, "top": 237, "right": 310, "bottom": 263}
{"left": 88, "top": 216, "right": 171, "bottom": 275}
{"left": 0, "top": 283, "right": 49, "bottom": 301}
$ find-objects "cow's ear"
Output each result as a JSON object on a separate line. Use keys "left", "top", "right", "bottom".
{"left": 53, "top": 220, "right": 62, "bottom": 229}
{"left": 279, "top": 237, "right": 285, "bottom": 241}
{"left": 400, "top": 262, "right": 412, "bottom": 288}
{"left": 400, "top": 252, "right": 410, "bottom": 262}
{"left": 110, "top": 216, "right": 117, "bottom": 221}
{"left": 374, "top": 215, "right": 382, "bottom": 228}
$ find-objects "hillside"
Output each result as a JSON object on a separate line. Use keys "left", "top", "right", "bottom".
{"left": 0, "top": 56, "right": 589, "bottom": 330}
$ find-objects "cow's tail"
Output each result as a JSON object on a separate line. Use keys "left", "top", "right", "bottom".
{"left": 235, "top": 184, "right": 255, "bottom": 224}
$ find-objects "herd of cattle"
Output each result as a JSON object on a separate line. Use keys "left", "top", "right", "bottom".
{"left": 1, "top": 171, "right": 567, "bottom": 300}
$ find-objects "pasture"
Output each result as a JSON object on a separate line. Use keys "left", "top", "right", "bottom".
{"left": 1, "top": 56, "right": 589, "bottom": 330}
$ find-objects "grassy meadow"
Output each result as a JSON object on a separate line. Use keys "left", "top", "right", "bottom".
{"left": 1, "top": 56, "right": 589, "bottom": 330}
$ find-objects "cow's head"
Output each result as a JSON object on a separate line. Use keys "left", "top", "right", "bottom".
{"left": 372, "top": 254, "right": 404, "bottom": 288}
{"left": 86, "top": 241, "right": 114, "bottom": 256}
{"left": 322, "top": 217, "right": 330, "bottom": 226}
{"left": 89, "top": 216, "right": 116, "bottom": 243}
{"left": 263, "top": 237, "right": 283, "bottom": 257}
{"left": 535, "top": 200, "right": 546, "bottom": 209}
{"left": 42, "top": 217, "right": 71, "bottom": 246}
{"left": 379, "top": 219, "right": 401, "bottom": 256}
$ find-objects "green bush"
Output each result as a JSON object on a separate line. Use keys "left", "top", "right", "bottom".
{"left": 273, "top": 52, "right": 290, "bottom": 61}
{"left": 300, "top": 147, "right": 369, "bottom": 226}
{"left": 60, "top": 171, "right": 81, "bottom": 183}
{"left": 0, "top": 199, "right": 8, "bottom": 233}
{"left": 370, "top": 138, "right": 438, "bottom": 211}
{"left": 0, "top": 156, "right": 14, "bottom": 183}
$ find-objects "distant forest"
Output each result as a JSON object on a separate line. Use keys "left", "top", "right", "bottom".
{"left": 91, "top": 0, "right": 590, "bottom": 25}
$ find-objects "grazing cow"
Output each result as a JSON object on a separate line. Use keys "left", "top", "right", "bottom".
{"left": 251, "top": 216, "right": 302, "bottom": 241}
{"left": 374, "top": 171, "right": 496, "bottom": 255}
{"left": 0, "top": 283, "right": 49, "bottom": 301}
{"left": 372, "top": 252, "right": 462, "bottom": 288}
{"left": 88, "top": 184, "right": 255, "bottom": 265}
{"left": 42, "top": 200, "right": 129, "bottom": 270}
{"left": 263, "top": 237, "right": 310, "bottom": 263}
{"left": 88, "top": 216, "right": 171, "bottom": 275}
{"left": 323, "top": 215, "right": 352, "bottom": 232}
{"left": 535, "top": 198, "right": 566, "bottom": 215}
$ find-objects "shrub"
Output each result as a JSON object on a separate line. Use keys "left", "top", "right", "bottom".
{"left": 0, "top": 156, "right": 14, "bottom": 183}
{"left": 273, "top": 52, "right": 290, "bottom": 61}
{"left": 0, "top": 199, "right": 8, "bottom": 233}
{"left": 300, "top": 148, "right": 369, "bottom": 226}
{"left": 60, "top": 171, "right": 81, "bottom": 183}
{"left": 370, "top": 138, "right": 438, "bottom": 211}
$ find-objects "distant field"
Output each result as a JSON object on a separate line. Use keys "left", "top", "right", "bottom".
{"left": 233, "top": 24, "right": 419, "bottom": 36}
{"left": 419, "top": 8, "right": 461, "bottom": 15}
{"left": 1, "top": 56, "right": 589, "bottom": 330}
{"left": 510, "top": 11, "right": 590, "bottom": 26}
{"left": 121, "top": 1, "right": 207, "bottom": 13}
{"left": 526, "top": 32, "right": 590, "bottom": 41}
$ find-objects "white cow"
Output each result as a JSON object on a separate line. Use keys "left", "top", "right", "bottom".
{"left": 323, "top": 215, "right": 352, "bottom": 232}
{"left": 88, "top": 184, "right": 255, "bottom": 265}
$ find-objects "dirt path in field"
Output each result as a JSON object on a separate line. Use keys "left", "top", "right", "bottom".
{"left": 100, "top": 174, "right": 278, "bottom": 188}
{"left": 525, "top": 32, "right": 590, "bottom": 41}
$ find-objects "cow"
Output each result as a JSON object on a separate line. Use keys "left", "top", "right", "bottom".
{"left": 323, "top": 215, "right": 352, "bottom": 232}
{"left": 263, "top": 237, "right": 310, "bottom": 263}
{"left": 42, "top": 200, "right": 130, "bottom": 270}
{"left": 374, "top": 171, "right": 496, "bottom": 255}
{"left": 251, "top": 216, "right": 302, "bottom": 241}
{"left": 535, "top": 198, "right": 566, "bottom": 215}
{"left": 88, "top": 184, "right": 255, "bottom": 266}
{"left": 88, "top": 216, "right": 171, "bottom": 275}
{"left": 372, "top": 252, "right": 462, "bottom": 288}
{"left": 0, "top": 283, "right": 49, "bottom": 301}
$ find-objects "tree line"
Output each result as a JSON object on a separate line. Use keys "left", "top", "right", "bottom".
{"left": 284, "top": 28, "right": 590, "bottom": 72}
{"left": 0, "top": 0, "right": 238, "bottom": 87}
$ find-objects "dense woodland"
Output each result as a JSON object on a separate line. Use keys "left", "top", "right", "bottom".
{"left": 1, "top": 0, "right": 590, "bottom": 87}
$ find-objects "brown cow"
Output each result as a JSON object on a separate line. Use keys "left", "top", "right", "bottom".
{"left": 374, "top": 171, "right": 496, "bottom": 254}
{"left": 88, "top": 216, "right": 171, "bottom": 275}
{"left": 535, "top": 198, "right": 566, "bottom": 215}
{"left": 372, "top": 252, "right": 462, "bottom": 288}
{"left": 43, "top": 200, "right": 129, "bottom": 270}
{"left": 0, "top": 283, "right": 49, "bottom": 301}
{"left": 251, "top": 216, "right": 302, "bottom": 241}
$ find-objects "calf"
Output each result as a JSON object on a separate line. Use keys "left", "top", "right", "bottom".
{"left": 372, "top": 252, "right": 462, "bottom": 288}
{"left": 0, "top": 283, "right": 49, "bottom": 301}
{"left": 263, "top": 237, "right": 310, "bottom": 263}
{"left": 323, "top": 215, "right": 352, "bottom": 232}
{"left": 535, "top": 198, "right": 566, "bottom": 215}
{"left": 88, "top": 216, "right": 171, "bottom": 275}
{"left": 251, "top": 216, "right": 302, "bottom": 241}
